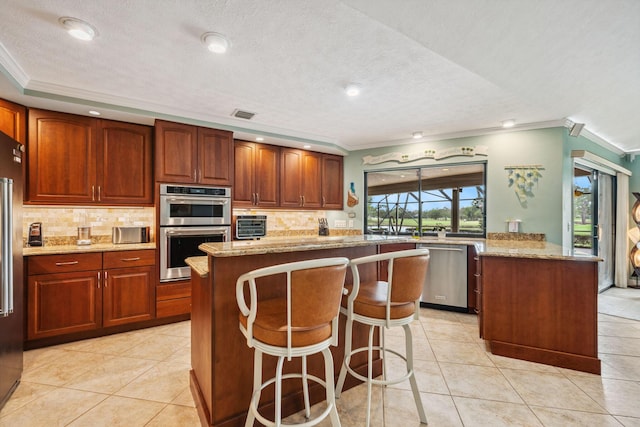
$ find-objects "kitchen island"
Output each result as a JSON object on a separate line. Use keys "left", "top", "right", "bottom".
{"left": 477, "top": 239, "right": 602, "bottom": 374}
{"left": 188, "top": 235, "right": 414, "bottom": 427}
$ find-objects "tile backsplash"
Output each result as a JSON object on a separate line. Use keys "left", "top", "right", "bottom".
{"left": 23, "top": 206, "right": 155, "bottom": 247}
{"left": 22, "top": 206, "right": 361, "bottom": 247}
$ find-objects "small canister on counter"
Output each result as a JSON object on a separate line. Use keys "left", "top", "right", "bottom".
{"left": 77, "top": 226, "right": 91, "bottom": 245}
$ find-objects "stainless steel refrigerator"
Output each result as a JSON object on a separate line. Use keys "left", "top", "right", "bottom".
{"left": 0, "top": 131, "right": 23, "bottom": 410}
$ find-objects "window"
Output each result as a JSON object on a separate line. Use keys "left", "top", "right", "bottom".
{"left": 365, "top": 163, "right": 485, "bottom": 237}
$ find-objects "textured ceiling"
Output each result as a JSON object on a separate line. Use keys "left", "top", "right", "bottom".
{"left": 0, "top": 0, "right": 638, "bottom": 154}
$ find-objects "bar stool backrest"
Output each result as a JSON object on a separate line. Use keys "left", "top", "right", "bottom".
{"left": 290, "top": 265, "right": 347, "bottom": 327}
{"left": 388, "top": 253, "right": 430, "bottom": 303}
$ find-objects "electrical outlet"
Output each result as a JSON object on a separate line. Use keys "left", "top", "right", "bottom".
{"left": 348, "top": 220, "right": 354, "bottom": 228}
{"left": 334, "top": 220, "right": 347, "bottom": 228}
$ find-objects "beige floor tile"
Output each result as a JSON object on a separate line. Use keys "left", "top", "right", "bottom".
{"left": 23, "top": 346, "right": 70, "bottom": 370}
{"left": 150, "top": 320, "right": 191, "bottom": 337}
{"left": 146, "top": 404, "right": 201, "bottom": 427}
{"left": 67, "top": 395, "right": 166, "bottom": 426}
{"left": 164, "top": 343, "right": 192, "bottom": 364}
{"left": 63, "top": 356, "right": 155, "bottom": 394}
{"left": 21, "top": 351, "right": 113, "bottom": 386}
{"left": 121, "top": 334, "right": 190, "bottom": 361}
{"left": 0, "top": 388, "right": 107, "bottom": 427}
{"left": 385, "top": 357, "right": 450, "bottom": 395}
{"left": 600, "top": 353, "right": 640, "bottom": 381}
{"left": 488, "top": 353, "right": 561, "bottom": 373}
{"left": 384, "top": 388, "right": 462, "bottom": 427}
{"left": 419, "top": 308, "right": 461, "bottom": 324}
{"left": 615, "top": 415, "right": 640, "bottom": 426}
{"left": 0, "top": 381, "right": 56, "bottom": 416}
{"left": 567, "top": 375, "right": 640, "bottom": 418}
{"left": 115, "top": 361, "right": 190, "bottom": 403}
{"left": 530, "top": 406, "right": 625, "bottom": 427}
{"left": 383, "top": 333, "right": 435, "bottom": 361}
{"left": 600, "top": 336, "right": 640, "bottom": 357}
{"left": 335, "top": 382, "right": 385, "bottom": 426}
{"left": 454, "top": 396, "right": 543, "bottom": 426}
{"left": 171, "top": 387, "right": 196, "bottom": 407}
{"left": 500, "top": 369, "right": 605, "bottom": 413}
{"left": 598, "top": 321, "right": 640, "bottom": 339}
{"left": 429, "top": 339, "right": 494, "bottom": 366}
{"left": 61, "top": 330, "right": 152, "bottom": 355}
{"left": 423, "top": 321, "right": 478, "bottom": 342}
{"left": 439, "top": 362, "right": 522, "bottom": 403}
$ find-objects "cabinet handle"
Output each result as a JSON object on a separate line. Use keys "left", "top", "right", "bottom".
{"left": 91, "top": 185, "right": 95, "bottom": 201}
{"left": 474, "top": 257, "right": 479, "bottom": 261}
{"left": 55, "top": 261, "right": 79, "bottom": 266}
{"left": 474, "top": 273, "right": 481, "bottom": 277}
{"left": 97, "top": 271, "right": 101, "bottom": 288}
{"left": 322, "top": 196, "right": 326, "bottom": 207}
{"left": 97, "top": 186, "right": 101, "bottom": 201}
{"left": 120, "top": 257, "right": 141, "bottom": 262}
{"left": 474, "top": 308, "right": 480, "bottom": 314}
{"left": 104, "top": 271, "right": 108, "bottom": 287}
{"left": 255, "top": 193, "right": 260, "bottom": 205}
{"left": 474, "top": 289, "right": 480, "bottom": 294}
{"left": 193, "top": 170, "right": 197, "bottom": 182}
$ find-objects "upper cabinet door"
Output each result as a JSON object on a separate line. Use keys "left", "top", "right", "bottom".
{"left": 254, "top": 143, "right": 279, "bottom": 207}
{"left": 322, "top": 154, "right": 343, "bottom": 209}
{"left": 301, "top": 151, "right": 322, "bottom": 208}
{"left": 154, "top": 120, "right": 198, "bottom": 184}
{"left": 98, "top": 120, "right": 153, "bottom": 205}
{"left": 198, "top": 127, "right": 233, "bottom": 186}
{"left": 0, "top": 98, "right": 26, "bottom": 143}
{"left": 233, "top": 141, "right": 256, "bottom": 206}
{"left": 27, "top": 109, "right": 97, "bottom": 204}
{"left": 279, "top": 148, "right": 303, "bottom": 208}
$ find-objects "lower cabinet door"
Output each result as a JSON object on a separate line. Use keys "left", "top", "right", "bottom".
{"left": 28, "top": 271, "right": 102, "bottom": 340}
{"left": 103, "top": 266, "right": 155, "bottom": 327}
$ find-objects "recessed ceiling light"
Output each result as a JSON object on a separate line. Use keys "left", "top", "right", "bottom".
{"left": 501, "top": 119, "right": 516, "bottom": 128}
{"left": 303, "top": 144, "right": 311, "bottom": 149}
{"left": 412, "top": 131, "right": 423, "bottom": 139}
{"left": 345, "top": 83, "right": 361, "bottom": 97}
{"left": 88, "top": 110, "right": 101, "bottom": 116}
{"left": 201, "top": 32, "right": 230, "bottom": 54}
{"left": 59, "top": 17, "right": 97, "bottom": 41}
{"left": 255, "top": 137, "right": 264, "bottom": 142}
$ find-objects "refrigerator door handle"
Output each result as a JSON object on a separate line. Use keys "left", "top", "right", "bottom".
{"left": 0, "top": 177, "right": 13, "bottom": 317}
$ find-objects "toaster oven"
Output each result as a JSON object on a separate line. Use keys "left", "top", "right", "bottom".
{"left": 235, "top": 215, "right": 267, "bottom": 240}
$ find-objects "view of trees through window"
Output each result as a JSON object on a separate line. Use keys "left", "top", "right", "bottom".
{"left": 365, "top": 163, "right": 485, "bottom": 237}
{"left": 573, "top": 168, "right": 593, "bottom": 252}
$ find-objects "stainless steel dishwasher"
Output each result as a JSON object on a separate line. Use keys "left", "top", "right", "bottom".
{"left": 418, "top": 244, "right": 468, "bottom": 311}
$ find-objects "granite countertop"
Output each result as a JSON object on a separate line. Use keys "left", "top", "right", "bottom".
{"left": 477, "top": 240, "right": 601, "bottom": 261}
{"left": 23, "top": 242, "right": 157, "bottom": 256}
{"left": 199, "top": 235, "right": 413, "bottom": 257}
{"left": 185, "top": 256, "right": 208, "bottom": 277}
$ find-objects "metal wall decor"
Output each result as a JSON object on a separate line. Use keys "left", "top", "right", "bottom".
{"left": 505, "top": 164, "right": 544, "bottom": 204}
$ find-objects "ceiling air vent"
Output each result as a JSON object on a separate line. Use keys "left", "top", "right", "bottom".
{"left": 232, "top": 109, "right": 256, "bottom": 120}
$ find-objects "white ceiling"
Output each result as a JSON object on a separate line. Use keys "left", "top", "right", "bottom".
{"left": 0, "top": 0, "right": 638, "bottom": 155}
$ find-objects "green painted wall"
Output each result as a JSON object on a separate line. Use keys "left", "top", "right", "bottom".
{"left": 337, "top": 127, "right": 629, "bottom": 246}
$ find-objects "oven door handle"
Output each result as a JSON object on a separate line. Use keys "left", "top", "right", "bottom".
{"left": 164, "top": 228, "right": 229, "bottom": 236}
{"left": 164, "top": 197, "right": 229, "bottom": 205}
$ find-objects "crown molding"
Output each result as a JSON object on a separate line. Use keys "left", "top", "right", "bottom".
{"left": 0, "top": 42, "right": 29, "bottom": 88}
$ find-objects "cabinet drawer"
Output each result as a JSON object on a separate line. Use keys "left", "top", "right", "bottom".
{"left": 103, "top": 249, "right": 155, "bottom": 269}
{"left": 28, "top": 253, "right": 102, "bottom": 275}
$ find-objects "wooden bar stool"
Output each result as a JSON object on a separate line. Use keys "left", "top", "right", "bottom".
{"left": 236, "top": 257, "right": 349, "bottom": 427}
{"left": 335, "top": 249, "right": 430, "bottom": 426}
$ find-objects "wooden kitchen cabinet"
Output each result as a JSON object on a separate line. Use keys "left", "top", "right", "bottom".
{"left": 280, "top": 149, "right": 344, "bottom": 209}
{"left": 103, "top": 250, "right": 156, "bottom": 327}
{"left": 27, "top": 109, "right": 153, "bottom": 205}
{"left": 233, "top": 140, "right": 279, "bottom": 207}
{"left": 98, "top": 121, "right": 153, "bottom": 204}
{"left": 321, "top": 154, "right": 343, "bottom": 209}
{"left": 155, "top": 119, "right": 233, "bottom": 186}
{"left": 27, "top": 249, "right": 157, "bottom": 341}
{"left": 27, "top": 253, "right": 103, "bottom": 340}
{"left": 0, "top": 97, "right": 26, "bottom": 143}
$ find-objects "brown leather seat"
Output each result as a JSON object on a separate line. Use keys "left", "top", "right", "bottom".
{"left": 236, "top": 257, "right": 349, "bottom": 427}
{"left": 336, "top": 249, "right": 430, "bottom": 427}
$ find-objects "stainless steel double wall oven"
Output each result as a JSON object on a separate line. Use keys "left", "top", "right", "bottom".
{"left": 159, "top": 184, "right": 231, "bottom": 282}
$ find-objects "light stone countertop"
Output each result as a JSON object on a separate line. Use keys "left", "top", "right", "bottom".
{"left": 23, "top": 242, "right": 156, "bottom": 256}
{"left": 199, "top": 235, "right": 414, "bottom": 257}
{"left": 477, "top": 240, "right": 601, "bottom": 261}
{"left": 185, "top": 256, "right": 208, "bottom": 277}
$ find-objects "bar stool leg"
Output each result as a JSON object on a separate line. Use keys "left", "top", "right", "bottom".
{"left": 246, "top": 349, "right": 262, "bottom": 427}
{"left": 335, "top": 315, "right": 354, "bottom": 398}
{"left": 275, "top": 355, "right": 285, "bottom": 427}
{"left": 322, "top": 347, "right": 341, "bottom": 426}
{"left": 404, "top": 324, "right": 427, "bottom": 424}
{"left": 366, "top": 324, "right": 375, "bottom": 427}
{"left": 381, "top": 326, "right": 387, "bottom": 382}
{"left": 302, "top": 355, "right": 311, "bottom": 419}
